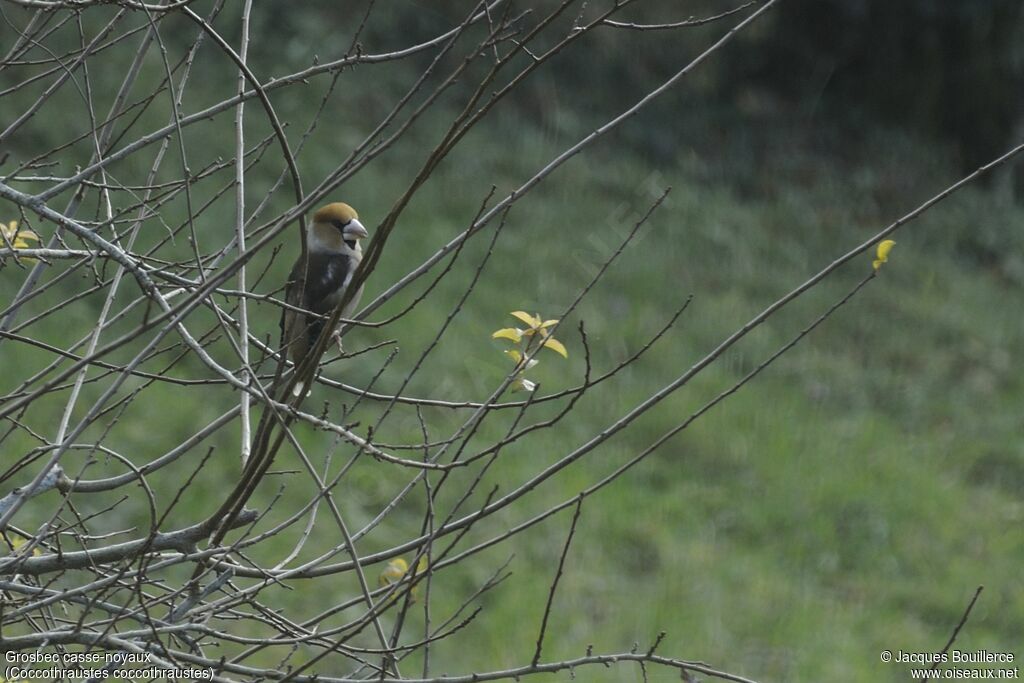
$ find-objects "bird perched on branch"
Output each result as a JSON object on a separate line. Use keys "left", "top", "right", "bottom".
{"left": 281, "top": 202, "right": 368, "bottom": 387}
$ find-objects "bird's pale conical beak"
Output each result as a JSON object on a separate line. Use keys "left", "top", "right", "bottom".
{"left": 344, "top": 219, "right": 369, "bottom": 240}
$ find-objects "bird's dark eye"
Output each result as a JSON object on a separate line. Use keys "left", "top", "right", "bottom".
{"left": 331, "top": 219, "right": 351, "bottom": 232}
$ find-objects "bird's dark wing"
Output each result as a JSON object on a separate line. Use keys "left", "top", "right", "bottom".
{"left": 282, "top": 252, "right": 355, "bottom": 363}
{"left": 304, "top": 252, "right": 356, "bottom": 351}
{"left": 305, "top": 252, "right": 355, "bottom": 312}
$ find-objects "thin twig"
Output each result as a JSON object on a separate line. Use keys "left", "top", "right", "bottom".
{"left": 532, "top": 496, "right": 583, "bottom": 666}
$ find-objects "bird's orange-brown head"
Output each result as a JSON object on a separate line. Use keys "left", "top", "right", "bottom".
{"left": 313, "top": 202, "right": 359, "bottom": 226}
{"left": 309, "top": 202, "right": 368, "bottom": 253}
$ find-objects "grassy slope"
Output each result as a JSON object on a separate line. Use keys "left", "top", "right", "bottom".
{"left": 378, "top": 125, "right": 1024, "bottom": 682}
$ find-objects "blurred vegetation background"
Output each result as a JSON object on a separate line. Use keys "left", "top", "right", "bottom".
{"left": 1, "top": 1, "right": 1022, "bottom": 680}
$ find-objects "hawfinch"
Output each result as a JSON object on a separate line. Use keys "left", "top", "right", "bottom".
{"left": 281, "top": 202, "right": 368, "bottom": 371}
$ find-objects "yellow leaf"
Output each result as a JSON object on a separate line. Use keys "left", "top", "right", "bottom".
{"left": 540, "top": 319, "right": 559, "bottom": 328}
{"left": 542, "top": 337, "right": 568, "bottom": 358}
{"left": 378, "top": 558, "right": 408, "bottom": 587}
{"left": 509, "top": 310, "right": 541, "bottom": 328}
{"left": 378, "top": 556, "right": 426, "bottom": 604}
{"left": 3, "top": 221, "right": 39, "bottom": 262}
{"left": 873, "top": 239, "right": 895, "bottom": 271}
{"left": 504, "top": 349, "right": 522, "bottom": 364}
{"left": 4, "top": 534, "right": 40, "bottom": 557}
{"left": 13, "top": 234, "right": 38, "bottom": 249}
{"left": 409, "top": 556, "right": 429, "bottom": 602}
{"left": 492, "top": 328, "right": 523, "bottom": 343}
